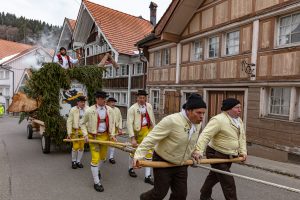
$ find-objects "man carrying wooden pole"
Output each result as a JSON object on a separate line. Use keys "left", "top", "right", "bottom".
{"left": 192, "top": 98, "right": 247, "bottom": 200}
{"left": 66, "top": 95, "right": 88, "bottom": 169}
{"left": 127, "top": 90, "right": 156, "bottom": 185}
{"left": 133, "top": 93, "right": 207, "bottom": 200}
{"left": 81, "top": 91, "right": 116, "bottom": 192}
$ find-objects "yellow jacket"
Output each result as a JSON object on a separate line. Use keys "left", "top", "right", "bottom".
{"left": 127, "top": 102, "right": 155, "bottom": 138}
{"left": 196, "top": 112, "right": 247, "bottom": 156}
{"left": 81, "top": 105, "right": 115, "bottom": 137}
{"left": 134, "top": 112, "right": 202, "bottom": 165}
{"left": 66, "top": 106, "right": 88, "bottom": 135}
{"left": 111, "top": 106, "right": 122, "bottom": 130}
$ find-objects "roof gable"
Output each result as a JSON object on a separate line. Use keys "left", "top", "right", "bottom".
{"left": 83, "top": 0, "right": 153, "bottom": 55}
{"left": 0, "top": 39, "right": 32, "bottom": 60}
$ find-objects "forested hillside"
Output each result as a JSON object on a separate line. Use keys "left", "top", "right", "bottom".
{"left": 0, "top": 12, "right": 61, "bottom": 49}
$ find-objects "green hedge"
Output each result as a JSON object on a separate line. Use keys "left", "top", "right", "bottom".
{"left": 23, "top": 63, "right": 105, "bottom": 145}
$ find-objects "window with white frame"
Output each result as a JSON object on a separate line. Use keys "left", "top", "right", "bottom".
{"left": 121, "top": 93, "right": 127, "bottom": 105}
{"left": 114, "top": 67, "right": 120, "bottom": 77}
{"left": 154, "top": 51, "right": 161, "bottom": 67}
{"left": 269, "top": 87, "right": 291, "bottom": 116}
{"left": 278, "top": 13, "right": 300, "bottom": 46}
{"left": 121, "top": 65, "right": 128, "bottom": 76}
{"left": 0, "top": 70, "right": 9, "bottom": 79}
{"left": 208, "top": 36, "right": 219, "bottom": 58}
{"left": 162, "top": 48, "right": 170, "bottom": 66}
{"left": 105, "top": 66, "right": 113, "bottom": 78}
{"left": 225, "top": 31, "right": 240, "bottom": 55}
{"left": 0, "top": 87, "right": 9, "bottom": 96}
{"left": 135, "top": 63, "right": 143, "bottom": 75}
{"left": 151, "top": 90, "right": 160, "bottom": 111}
{"left": 191, "top": 40, "right": 202, "bottom": 61}
{"left": 108, "top": 92, "right": 114, "bottom": 98}
{"left": 114, "top": 93, "right": 120, "bottom": 102}
{"left": 86, "top": 47, "right": 90, "bottom": 57}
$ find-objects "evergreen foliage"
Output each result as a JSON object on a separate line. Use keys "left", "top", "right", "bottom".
{"left": 23, "top": 63, "right": 105, "bottom": 145}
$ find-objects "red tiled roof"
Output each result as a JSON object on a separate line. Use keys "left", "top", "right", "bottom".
{"left": 67, "top": 18, "right": 76, "bottom": 31}
{"left": 0, "top": 39, "right": 33, "bottom": 59}
{"left": 84, "top": 0, "right": 153, "bottom": 55}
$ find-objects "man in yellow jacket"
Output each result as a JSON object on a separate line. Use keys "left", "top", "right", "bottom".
{"left": 67, "top": 95, "right": 88, "bottom": 169}
{"left": 106, "top": 97, "right": 123, "bottom": 164}
{"left": 81, "top": 91, "right": 116, "bottom": 192}
{"left": 193, "top": 98, "right": 247, "bottom": 200}
{"left": 133, "top": 93, "right": 207, "bottom": 200}
{"left": 127, "top": 90, "right": 155, "bottom": 185}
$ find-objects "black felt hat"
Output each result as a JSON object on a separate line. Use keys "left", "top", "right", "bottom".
{"left": 137, "top": 90, "right": 148, "bottom": 96}
{"left": 94, "top": 91, "right": 109, "bottom": 98}
{"left": 59, "top": 47, "right": 66, "bottom": 51}
{"left": 77, "top": 95, "right": 87, "bottom": 102}
{"left": 184, "top": 93, "right": 206, "bottom": 110}
{"left": 107, "top": 97, "right": 117, "bottom": 102}
{"left": 221, "top": 98, "right": 240, "bottom": 111}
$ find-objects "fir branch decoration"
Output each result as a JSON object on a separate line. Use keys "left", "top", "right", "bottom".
{"left": 24, "top": 63, "right": 105, "bottom": 145}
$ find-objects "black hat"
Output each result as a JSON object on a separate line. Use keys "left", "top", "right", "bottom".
{"left": 107, "top": 97, "right": 117, "bottom": 102}
{"left": 137, "top": 90, "right": 148, "bottom": 96}
{"left": 94, "top": 91, "right": 109, "bottom": 98}
{"left": 60, "top": 47, "right": 66, "bottom": 51}
{"left": 77, "top": 95, "right": 87, "bottom": 102}
{"left": 221, "top": 98, "right": 240, "bottom": 111}
{"left": 184, "top": 93, "right": 206, "bottom": 110}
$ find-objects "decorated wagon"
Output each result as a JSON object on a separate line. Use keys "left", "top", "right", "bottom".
{"left": 8, "top": 63, "right": 105, "bottom": 153}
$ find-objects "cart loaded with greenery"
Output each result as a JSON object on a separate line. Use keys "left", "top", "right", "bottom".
{"left": 8, "top": 63, "right": 105, "bottom": 153}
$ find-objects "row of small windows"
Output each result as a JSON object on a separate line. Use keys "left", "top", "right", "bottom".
{"left": 153, "top": 12, "right": 300, "bottom": 66}
{"left": 104, "top": 63, "right": 144, "bottom": 78}
{"left": 108, "top": 92, "right": 128, "bottom": 106}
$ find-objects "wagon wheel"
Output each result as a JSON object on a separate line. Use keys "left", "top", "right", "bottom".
{"left": 27, "top": 124, "right": 33, "bottom": 139}
{"left": 41, "top": 134, "right": 51, "bottom": 154}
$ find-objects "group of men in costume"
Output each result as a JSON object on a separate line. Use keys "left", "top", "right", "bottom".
{"left": 60, "top": 46, "right": 247, "bottom": 199}
{"left": 66, "top": 89, "right": 156, "bottom": 192}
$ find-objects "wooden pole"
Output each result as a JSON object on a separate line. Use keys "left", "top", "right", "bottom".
{"left": 63, "top": 138, "right": 133, "bottom": 147}
{"left": 138, "top": 157, "right": 244, "bottom": 168}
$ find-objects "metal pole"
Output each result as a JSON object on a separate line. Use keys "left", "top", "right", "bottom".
{"left": 196, "top": 164, "right": 300, "bottom": 194}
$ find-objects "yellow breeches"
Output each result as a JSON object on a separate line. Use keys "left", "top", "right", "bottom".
{"left": 89, "top": 132, "right": 110, "bottom": 166}
{"left": 131, "top": 126, "right": 153, "bottom": 160}
{"left": 71, "top": 129, "right": 84, "bottom": 151}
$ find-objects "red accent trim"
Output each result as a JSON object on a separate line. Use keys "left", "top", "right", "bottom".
{"left": 96, "top": 105, "right": 109, "bottom": 132}
{"left": 145, "top": 110, "right": 151, "bottom": 128}
{"left": 57, "top": 54, "right": 72, "bottom": 68}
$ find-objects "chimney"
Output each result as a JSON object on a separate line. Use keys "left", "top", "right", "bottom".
{"left": 149, "top": 2, "right": 158, "bottom": 26}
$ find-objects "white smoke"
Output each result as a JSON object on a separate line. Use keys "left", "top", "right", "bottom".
{"left": 26, "top": 30, "right": 59, "bottom": 50}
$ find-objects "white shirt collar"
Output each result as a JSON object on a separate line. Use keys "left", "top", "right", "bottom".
{"left": 181, "top": 109, "right": 197, "bottom": 140}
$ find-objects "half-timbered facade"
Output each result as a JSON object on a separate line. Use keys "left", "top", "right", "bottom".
{"left": 138, "top": 0, "right": 300, "bottom": 163}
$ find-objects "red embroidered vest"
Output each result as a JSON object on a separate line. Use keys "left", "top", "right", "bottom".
{"left": 57, "top": 54, "right": 72, "bottom": 68}
{"left": 96, "top": 106, "right": 109, "bottom": 132}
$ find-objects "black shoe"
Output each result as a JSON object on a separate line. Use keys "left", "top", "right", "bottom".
{"left": 76, "top": 162, "right": 84, "bottom": 168}
{"left": 94, "top": 183, "right": 104, "bottom": 192}
{"left": 109, "top": 158, "right": 116, "bottom": 164}
{"left": 98, "top": 171, "right": 102, "bottom": 180}
{"left": 72, "top": 161, "right": 77, "bottom": 169}
{"left": 129, "top": 168, "right": 137, "bottom": 177}
{"left": 144, "top": 175, "right": 154, "bottom": 185}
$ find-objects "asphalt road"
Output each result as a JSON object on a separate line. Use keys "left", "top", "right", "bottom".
{"left": 1, "top": 117, "right": 300, "bottom": 200}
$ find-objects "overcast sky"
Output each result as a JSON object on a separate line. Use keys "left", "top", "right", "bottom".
{"left": 1, "top": 0, "right": 172, "bottom": 26}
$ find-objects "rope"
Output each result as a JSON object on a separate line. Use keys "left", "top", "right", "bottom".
{"left": 196, "top": 164, "right": 300, "bottom": 194}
